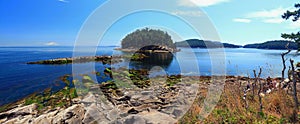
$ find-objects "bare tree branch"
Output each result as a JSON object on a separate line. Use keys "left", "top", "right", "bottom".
{"left": 281, "top": 50, "right": 292, "bottom": 85}
{"left": 254, "top": 68, "right": 263, "bottom": 116}
{"left": 290, "top": 59, "right": 299, "bottom": 122}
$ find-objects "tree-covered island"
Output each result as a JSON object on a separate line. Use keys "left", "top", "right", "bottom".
{"left": 117, "top": 28, "right": 179, "bottom": 53}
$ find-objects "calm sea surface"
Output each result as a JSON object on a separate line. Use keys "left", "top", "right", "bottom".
{"left": 0, "top": 46, "right": 299, "bottom": 105}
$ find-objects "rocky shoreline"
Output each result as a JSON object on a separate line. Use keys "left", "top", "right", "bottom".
{"left": 0, "top": 75, "right": 201, "bottom": 124}
{"left": 1, "top": 74, "right": 289, "bottom": 124}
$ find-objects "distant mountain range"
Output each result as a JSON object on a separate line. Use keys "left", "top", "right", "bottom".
{"left": 175, "top": 39, "right": 241, "bottom": 48}
{"left": 243, "top": 40, "right": 297, "bottom": 50}
{"left": 175, "top": 39, "right": 298, "bottom": 50}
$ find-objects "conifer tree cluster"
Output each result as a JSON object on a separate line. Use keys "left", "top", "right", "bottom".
{"left": 121, "top": 28, "right": 175, "bottom": 50}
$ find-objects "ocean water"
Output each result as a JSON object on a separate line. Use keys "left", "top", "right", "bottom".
{"left": 0, "top": 46, "right": 299, "bottom": 105}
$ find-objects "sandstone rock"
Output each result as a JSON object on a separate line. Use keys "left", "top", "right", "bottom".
{"left": 0, "top": 76, "right": 203, "bottom": 124}
{"left": 172, "top": 109, "right": 183, "bottom": 118}
{"left": 141, "top": 110, "right": 176, "bottom": 124}
{"left": 81, "top": 93, "right": 97, "bottom": 103}
{"left": 99, "top": 101, "right": 114, "bottom": 110}
{"left": 124, "top": 115, "right": 146, "bottom": 124}
{"left": 0, "top": 104, "right": 38, "bottom": 124}
{"left": 141, "top": 91, "right": 153, "bottom": 95}
{"left": 63, "top": 104, "right": 85, "bottom": 122}
{"left": 117, "top": 96, "right": 131, "bottom": 101}
{"left": 7, "top": 104, "right": 37, "bottom": 114}
{"left": 106, "top": 108, "right": 119, "bottom": 121}
{"left": 128, "top": 108, "right": 139, "bottom": 114}
{"left": 160, "top": 105, "right": 176, "bottom": 115}
{"left": 131, "top": 94, "right": 143, "bottom": 100}
{"left": 83, "top": 103, "right": 110, "bottom": 124}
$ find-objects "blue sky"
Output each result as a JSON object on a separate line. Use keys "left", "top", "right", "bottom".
{"left": 0, "top": 0, "right": 299, "bottom": 46}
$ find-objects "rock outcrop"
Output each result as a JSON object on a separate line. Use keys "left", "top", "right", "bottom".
{"left": 27, "top": 56, "right": 123, "bottom": 65}
{"left": 0, "top": 76, "right": 199, "bottom": 124}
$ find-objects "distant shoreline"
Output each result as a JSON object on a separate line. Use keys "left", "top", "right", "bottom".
{"left": 175, "top": 39, "right": 297, "bottom": 50}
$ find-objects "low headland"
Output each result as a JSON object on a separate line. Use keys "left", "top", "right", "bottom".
{"left": 26, "top": 54, "right": 147, "bottom": 65}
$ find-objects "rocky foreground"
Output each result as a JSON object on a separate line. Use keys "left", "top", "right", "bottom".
{"left": 2, "top": 74, "right": 295, "bottom": 124}
{"left": 0, "top": 76, "right": 201, "bottom": 124}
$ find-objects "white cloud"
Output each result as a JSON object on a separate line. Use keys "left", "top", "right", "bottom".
{"left": 58, "top": 0, "right": 69, "bottom": 3}
{"left": 172, "top": 10, "right": 203, "bottom": 17}
{"left": 233, "top": 18, "right": 251, "bottom": 23}
{"left": 246, "top": 7, "right": 287, "bottom": 18}
{"left": 178, "top": 0, "right": 229, "bottom": 7}
{"left": 246, "top": 7, "right": 294, "bottom": 24}
{"left": 45, "top": 41, "right": 59, "bottom": 46}
{"left": 237, "top": 7, "right": 291, "bottom": 24}
{"left": 262, "top": 18, "right": 284, "bottom": 24}
{"left": 289, "top": 21, "right": 300, "bottom": 29}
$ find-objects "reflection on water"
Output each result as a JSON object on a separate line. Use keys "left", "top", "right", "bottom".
{"left": 129, "top": 52, "right": 174, "bottom": 71}
{"left": 126, "top": 51, "right": 175, "bottom": 88}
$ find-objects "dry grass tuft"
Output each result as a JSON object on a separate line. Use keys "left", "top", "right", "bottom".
{"left": 179, "top": 77, "right": 299, "bottom": 124}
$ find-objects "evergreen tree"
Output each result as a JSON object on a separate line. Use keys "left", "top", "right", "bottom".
{"left": 282, "top": 3, "right": 300, "bottom": 51}
{"left": 121, "top": 28, "right": 175, "bottom": 50}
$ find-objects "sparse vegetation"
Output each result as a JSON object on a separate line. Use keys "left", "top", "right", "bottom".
{"left": 22, "top": 75, "right": 78, "bottom": 113}
{"left": 179, "top": 77, "right": 299, "bottom": 124}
